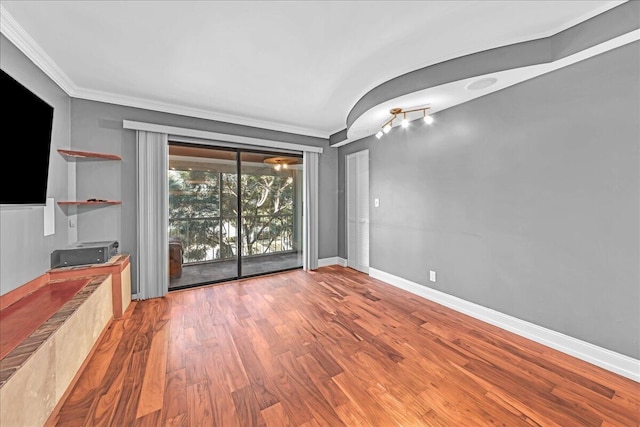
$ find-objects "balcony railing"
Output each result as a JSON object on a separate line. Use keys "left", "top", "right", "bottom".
{"left": 169, "top": 213, "right": 295, "bottom": 264}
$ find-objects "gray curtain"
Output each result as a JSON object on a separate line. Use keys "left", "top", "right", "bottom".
{"left": 303, "top": 151, "right": 319, "bottom": 270}
{"left": 136, "top": 130, "right": 169, "bottom": 299}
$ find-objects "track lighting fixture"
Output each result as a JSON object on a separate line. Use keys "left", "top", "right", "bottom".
{"left": 376, "top": 106, "right": 433, "bottom": 139}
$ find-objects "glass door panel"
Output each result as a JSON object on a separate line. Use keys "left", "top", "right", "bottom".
{"left": 168, "top": 144, "right": 238, "bottom": 289}
{"left": 239, "top": 151, "right": 303, "bottom": 278}
{"left": 168, "top": 143, "right": 303, "bottom": 290}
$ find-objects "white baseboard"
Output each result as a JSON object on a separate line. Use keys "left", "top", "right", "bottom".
{"left": 369, "top": 267, "right": 640, "bottom": 383}
{"left": 318, "top": 257, "right": 347, "bottom": 267}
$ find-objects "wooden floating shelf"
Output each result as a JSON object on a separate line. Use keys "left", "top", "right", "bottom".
{"left": 58, "top": 201, "right": 122, "bottom": 206}
{"left": 58, "top": 149, "right": 121, "bottom": 160}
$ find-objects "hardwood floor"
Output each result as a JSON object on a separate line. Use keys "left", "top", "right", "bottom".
{"left": 51, "top": 266, "right": 639, "bottom": 426}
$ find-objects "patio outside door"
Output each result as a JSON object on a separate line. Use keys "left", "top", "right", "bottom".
{"left": 167, "top": 143, "right": 303, "bottom": 291}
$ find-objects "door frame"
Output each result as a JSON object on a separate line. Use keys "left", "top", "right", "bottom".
{"left": 345, "top": 149, "right": 370, "bottom": 274}
{"left": 167, "top": 141, "right": 304, "bottom": 291}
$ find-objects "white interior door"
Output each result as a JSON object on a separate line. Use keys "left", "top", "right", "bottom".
{"left": 347, "top": 149, "right": 369, "bottom": 273}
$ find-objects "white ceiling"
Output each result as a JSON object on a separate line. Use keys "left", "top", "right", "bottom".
{"left": 0, "top": 1, "right": 627, "bottom": 137}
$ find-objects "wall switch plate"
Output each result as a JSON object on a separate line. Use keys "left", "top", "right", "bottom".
{"left": 430, "top": 270, "right": 436, "bottom": 282}
{"left": 374, "top": 198, "right": 380, "bottom": 207}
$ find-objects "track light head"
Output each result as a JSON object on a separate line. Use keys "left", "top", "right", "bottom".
{"left": 376, "top": 130, "right": 384, "bottom": 139}
{"left": 424, "top": 115, "right": 434, "bottom": 125}
{"left": 383, "top": 124, "right": 392, "bottom": 134}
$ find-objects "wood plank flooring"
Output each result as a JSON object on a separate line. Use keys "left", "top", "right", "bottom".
{"left": 51, "top": 266, "right": 640, "bottom": 426}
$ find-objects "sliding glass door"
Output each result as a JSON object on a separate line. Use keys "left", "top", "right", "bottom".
{"left": 240, "top": 151, "right": 303, "bottom": 277}
{"left": 168, "top": 146, "right": 239, "bottom": 287}
{"left": 167, "top": 143, "right": 302, "bottom": 290}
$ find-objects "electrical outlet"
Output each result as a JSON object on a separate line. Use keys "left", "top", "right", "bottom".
{"left": 429, "top": 270, "right": 436, "bottom": 282}
{"left": 374, "top": 198, "right": 380, "bottom": 207}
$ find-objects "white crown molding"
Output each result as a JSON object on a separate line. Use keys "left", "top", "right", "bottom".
{"left": 330, "top": 137, "right": 355, "bottom": 148}
{"left": 74, "top": 86, "right": 331, "bottom": 139}
{"left": 0, "top": 5, "right": 330, "bottom": 140}
{"left": 0, "top": 4, "right": 76, "bottom": 95}
{"left": 1, "top": 2, "right": 628, "bottom": 142}
{"left": 369, "top": 267, "right": 640, "bottom": 383}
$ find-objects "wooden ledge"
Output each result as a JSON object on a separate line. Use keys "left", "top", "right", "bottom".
{"left": 0, "top": 255, "right": 130, "bottom": 312}
{"left": 48, "top": 255, "right": 131, "bottom": 318}
{"left": 47, "top": 254, "right": 130, "bottom": 281}
{"left": 0, "top": 274, "right": 110, "bottom": 389}
{"left": 0, "top": 278, "right": 91, "bottom": 360}
{"left": 0, "top": 254, "right": 133, "bottom": 391}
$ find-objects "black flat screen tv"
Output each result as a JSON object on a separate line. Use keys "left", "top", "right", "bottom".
{"left": 1, "top": 69, "right": 54, "bottom": 206}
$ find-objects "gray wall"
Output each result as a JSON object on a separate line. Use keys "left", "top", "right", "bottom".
{"left": 338, "top": 42, "right": 639, "bottom": 358}
{"left": 0, "top": 33, "right": 338, "bottom": 297}
{"left": 0, "top": 35, "right": 71, "bottom": 294}
{"left": 70, "top": 99, "right": 338, "bottom": 293}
